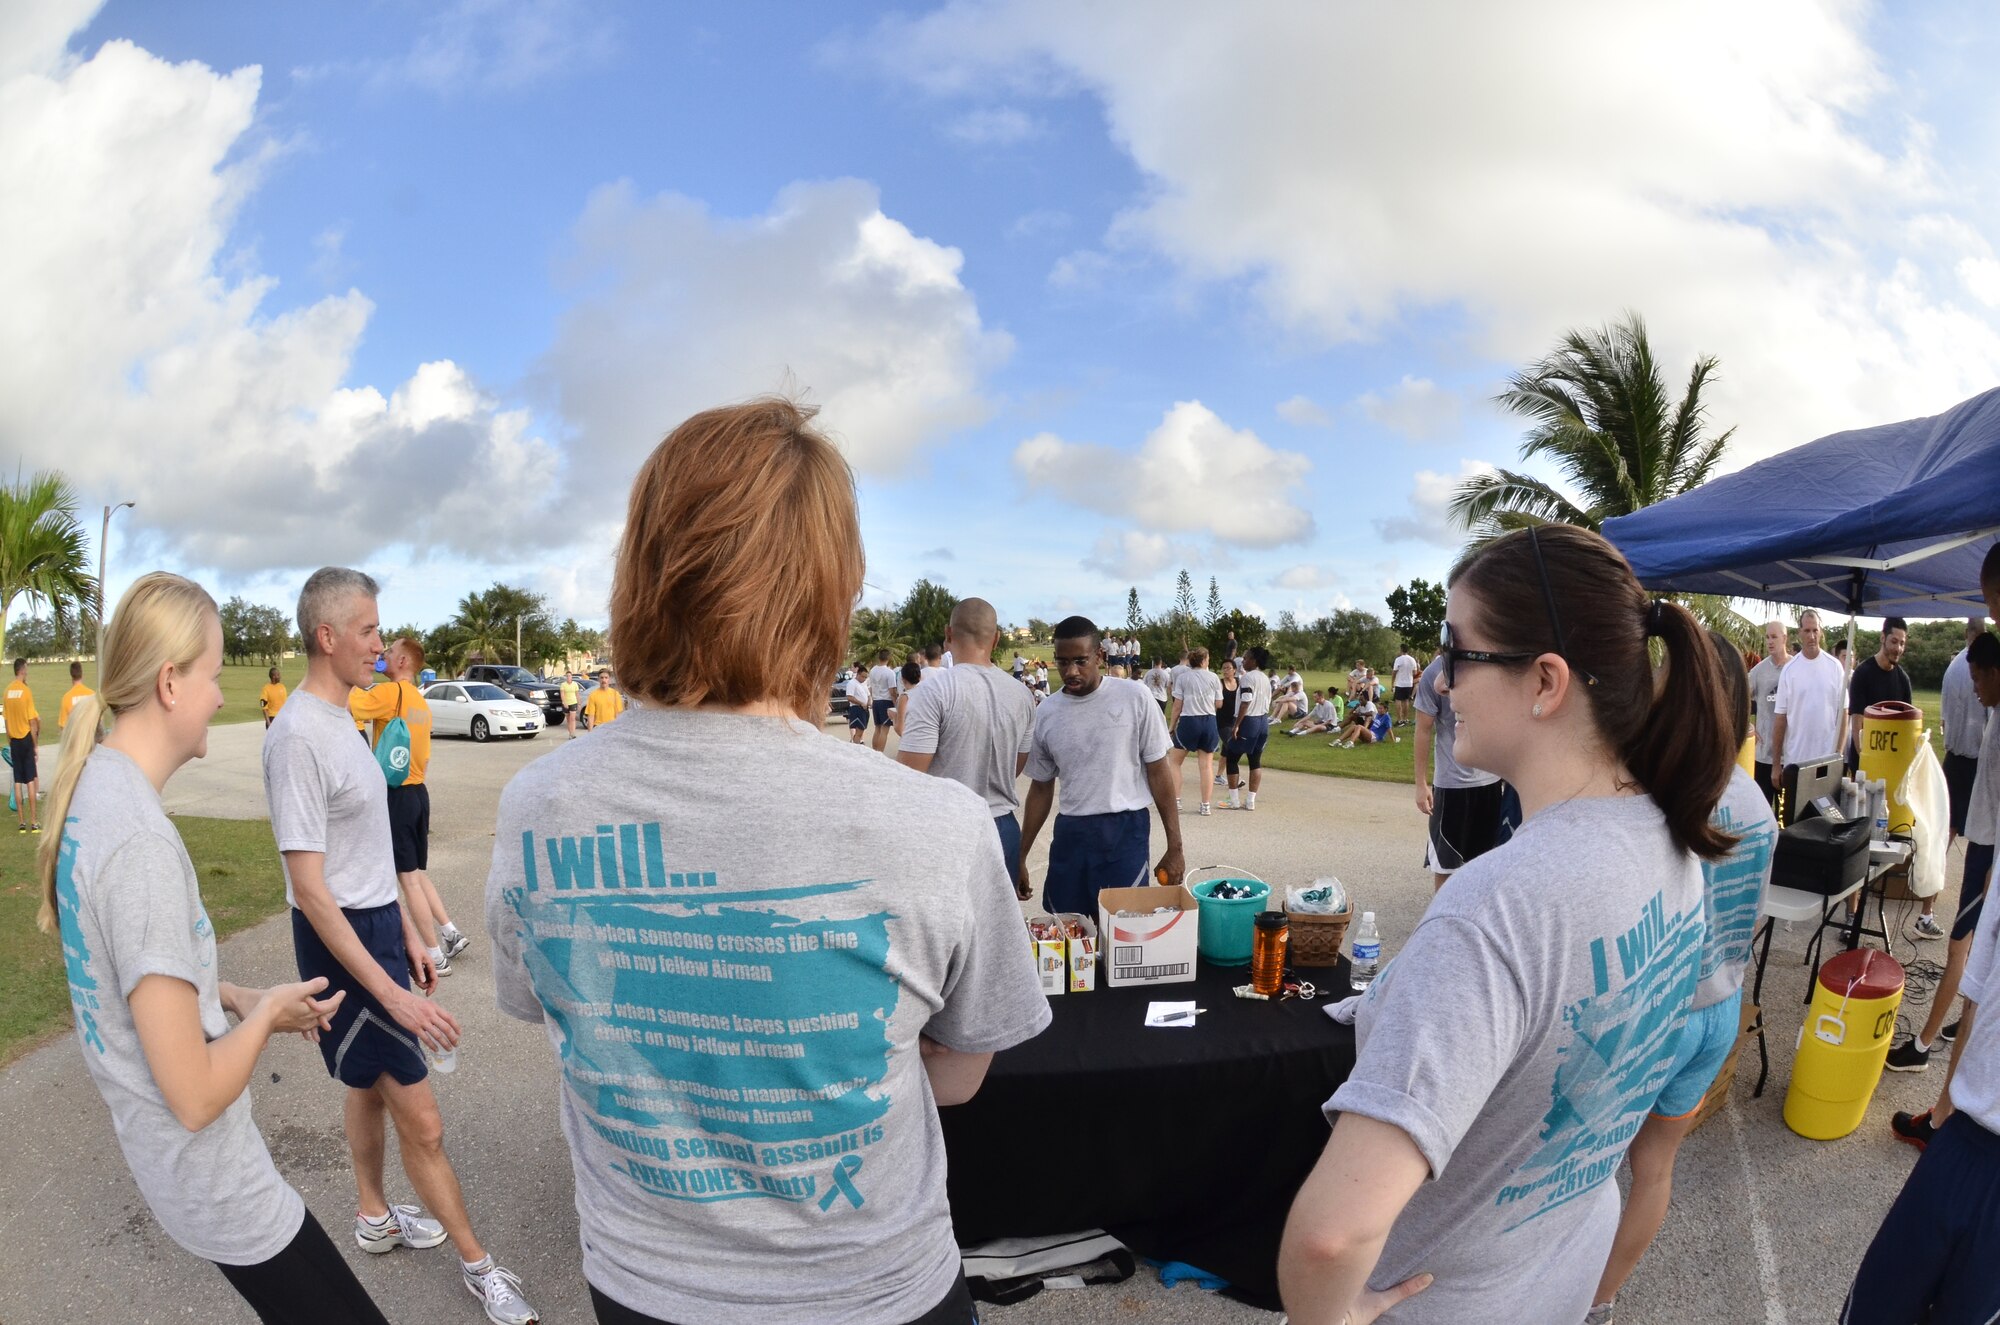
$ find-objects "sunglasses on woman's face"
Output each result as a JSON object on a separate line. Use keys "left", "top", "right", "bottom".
{"left": 1437, "top": 621, "right": 1539, "bottom": 688}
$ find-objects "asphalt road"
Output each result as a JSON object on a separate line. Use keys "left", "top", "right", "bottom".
{"left": 0, "top": 716, "right": 1970, "bottom": 1324}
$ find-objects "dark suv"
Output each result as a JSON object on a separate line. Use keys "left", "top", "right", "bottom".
{"left": 461, "top": 664, "right": 568, "bottom": 727}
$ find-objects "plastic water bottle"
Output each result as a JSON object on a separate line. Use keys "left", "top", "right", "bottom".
{"left": 1350, "top": 911, "right": 1381, "bottom": 992}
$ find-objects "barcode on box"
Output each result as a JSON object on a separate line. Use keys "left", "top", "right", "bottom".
{"left": 1114, "top": 963, "right": 1190, "bottom": 980}
{"left": 1113, "top": 945, "right": 1144, "bottom": 964}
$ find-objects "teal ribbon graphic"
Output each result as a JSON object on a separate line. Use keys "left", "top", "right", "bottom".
{"left": 817, "top": 1155, "right": 865, "bottom": 1211}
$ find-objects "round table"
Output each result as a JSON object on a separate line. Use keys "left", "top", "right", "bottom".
{"left": 940, "top": 955, "right": 1355, "bottom": 1306}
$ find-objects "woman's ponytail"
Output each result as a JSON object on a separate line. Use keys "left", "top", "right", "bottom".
{"left": 1623, "top": 600, "right": 1739, "bottom": 861}
{"left": 33, "top": 572, "right": 218, "bottom": 935}
{"left": 35, "top": 693, "right": 103, "bottom": 933}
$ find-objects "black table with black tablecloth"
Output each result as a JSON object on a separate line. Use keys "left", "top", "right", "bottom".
{"left": 940, "top": 956, "right": 1355, "bottom": 1306}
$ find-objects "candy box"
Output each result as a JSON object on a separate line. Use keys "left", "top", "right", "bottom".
{"left": 1067, "top": 919, "right": 1098, "bottom": 992}
{"left": 1027, "top": 913, "right": 1094, "bottom": 996}
{"left": 1096, "top": 885, "right": 1198, "bottom": 987}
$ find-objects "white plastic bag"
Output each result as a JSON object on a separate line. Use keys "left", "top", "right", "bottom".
{"left": 1899, "top": 737, "right": 1948, "bottom": 899}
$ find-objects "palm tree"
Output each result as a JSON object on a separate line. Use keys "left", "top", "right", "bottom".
{"left": 1451, "top": 313, "right": 1755, "bottom": 643}
{"left": 848, "top": 607, "right": 912, "bottom": 662}
{"left": 0, "top": 471, "right": 96, "bottom": 664}
{"left": 449, "top": 590, "right": 510, "bottom": 665}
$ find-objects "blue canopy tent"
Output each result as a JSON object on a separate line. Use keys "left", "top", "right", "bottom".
{"left": 1602, "top": 386, "right": 2000, "bottom": 620}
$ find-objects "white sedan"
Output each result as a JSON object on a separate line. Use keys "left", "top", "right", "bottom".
{"left": 423, "top": 681, "right": 543, "bottom": 742}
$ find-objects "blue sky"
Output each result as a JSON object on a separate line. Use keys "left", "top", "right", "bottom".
{"left": 8, "top": 0, "right": 2000, "bottom": 637}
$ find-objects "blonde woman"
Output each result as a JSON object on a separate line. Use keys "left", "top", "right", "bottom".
{"left": 37, "top": 572, "right": 387, "bottom": 1324}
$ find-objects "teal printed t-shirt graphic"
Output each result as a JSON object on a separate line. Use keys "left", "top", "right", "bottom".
{"left": 54, "top": 823, "right": 107, "bottom": 1055}
{"left": 508, "top": 819, "right": 903, "bottom": 1206}
{"left": 1496, "top": 890, "right": 1702, "bottom": 1229}
{"left": 1700, "top": 801, "right": 1776, "bottom": 987}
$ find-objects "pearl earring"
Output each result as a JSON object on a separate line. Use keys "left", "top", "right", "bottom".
{"left": 1532, "top": 703, "right": 1542, "bottom": 717}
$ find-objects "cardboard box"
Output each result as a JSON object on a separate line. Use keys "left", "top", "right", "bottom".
{"left": 1032, "top": 930, "right": 1067, "bottom": 995}
{"left": 1689, "top": 998, "right": 1762, "bottom": 1134}
{"left": 1068, "top": 925, "right": 1097, "bottom": 993}
{"left": 1096, "top": 885, "right": 1198, "bottom": 987}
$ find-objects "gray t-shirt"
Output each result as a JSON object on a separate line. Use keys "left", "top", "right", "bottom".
{"left": 486, "top": 709, "right": 1050, "bottom": 1325}
{"left": 1965, "top": 699, "right": 2000, "bottom": 847}
{"left": 1747, "top": 656, "right": 1786, "bottom": 764}
{"left": 1695, "top": 766, "right": 1778, "bottom": 1009}
{"left": 1142, "top": 666, "right": 1172, "bottom": 703}
{"left": 1237, "top": 669, "right": 1273, "bottom": 719}
{"left": 867, "top": 665, "right": 897, "bottom": 704}
{"left": 1951, "top": 848, "right": 2000, "bottom": 1132}
{"left": 1413, "top": 657, "right": 1496, "bottom": 790}
{"left": 1170, "top": 668, "right": 1222, "bottom": 722}
{"left": 1327, "top": 794, "right": 1703, "bottom": 1325}
{"left": 1027, "top": 678, "right": 1170, "bottom": 816}
{"left": 1942, "top": 648, "right": 1981, "bottom": 759}
{"left": 54, "top": 748, "right": 304, "bottom": 1265}
{"left": 263, "top": 688, "right": 398, "bottom": 909}
{"left": 898, "top": 664, "right": 1036, "bottom": 816}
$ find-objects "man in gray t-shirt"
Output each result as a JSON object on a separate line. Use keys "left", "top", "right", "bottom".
{"left": 1412, "top": 656, "right": 1509, "bottom": 887}
{"left": 265, "top": 567, "right": 536, "bottom": 1322}
{"left": 1022, "top": 618, "right": 1182, "bottom": 915}
{"left": 1746, "top": 620, "right": 1790, "bottom": 806}
{"left": 898, "top": 599, "right": 1037, "bottom": 897}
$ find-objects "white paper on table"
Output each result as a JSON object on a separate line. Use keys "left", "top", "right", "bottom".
{"left": 1145, "top": 1000, "right": 1200, "bottom": 1028}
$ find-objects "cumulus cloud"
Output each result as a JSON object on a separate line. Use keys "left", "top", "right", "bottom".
{"left": 946, "top": 106, "right": 1038, "bottom": 144}
{"left": 1014, "top": 400, "right": 1313, "bottom": 546}
{"left": 541, "top": 177, "right": 1011, "bottom": 482}
{"left": 1276, "top": 394, "right": 1330, "bottom": 427}
{"left": 1357, "top": 375, "right": 1461, "bottom": 441}
{"left": 0, "top": 16, "right": 562, "bottom": 574}
{"left": 867, "top": 1, "right": 2000, "bottom": 462}
{"left": 1081, "top": 529, "right": 1200, "bottom": 581}
{"left": 1272, "top": 564, "right": 1336, "bottom": 590}
{"left": 920, "top": 546, "right": 956, "bottom": 561}
{"left": 1373, "top": 461, "right": 1493, "bottom": 548}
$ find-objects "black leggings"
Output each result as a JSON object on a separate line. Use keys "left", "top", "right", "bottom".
{"left": 591, "top": 1273, "right": 978, "bottom": 1324}
{"left": 214, "top": 1210, "right": 390, "bottom": 1325}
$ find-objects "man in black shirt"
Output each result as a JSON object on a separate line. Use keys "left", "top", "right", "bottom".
{"left": 1847, "top": 615, "right": 1913, "bottom": 770}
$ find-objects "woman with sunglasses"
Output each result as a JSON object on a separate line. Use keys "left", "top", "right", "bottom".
{"left": 1278, "top": 524, "right": 1738, "bottom": 1325}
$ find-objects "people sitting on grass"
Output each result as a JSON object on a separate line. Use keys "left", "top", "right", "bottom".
{"left": 1287, "top": 690, "right": 1339, "bottom": 737}
{"left": 1331, "top": 698, "right": 1395, "bottom": 748}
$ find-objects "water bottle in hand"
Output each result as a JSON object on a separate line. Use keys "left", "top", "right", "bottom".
{"left": 1350, "top": 911, "right": 1381, "bottom": 992}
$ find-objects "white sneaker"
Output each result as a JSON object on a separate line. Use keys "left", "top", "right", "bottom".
{"left": 1198, "top": 803, "right": 1212, "bottom": 816}
{"left": 440, "top": 927, "right": 472, "bottom": 959}
{"left": 355, "top": 1204, "right": 448, "bottom": 1253}
{"left": 462, "top": 1259, "right": 538, "bottom": 1325}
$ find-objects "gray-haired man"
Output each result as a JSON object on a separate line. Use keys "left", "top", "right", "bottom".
{"left": 264, "top": 567, "right": 537, "bottom": 1324}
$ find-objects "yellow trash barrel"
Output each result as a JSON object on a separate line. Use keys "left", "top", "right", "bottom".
{"left": 1858, "top": 701, "right": 1922, "bottom": 836}
{"left": 1784, "top": 948, "right": 1904, "bottom": 1140}
{"left": 1737, "top": 732, "right": 1756, "bottom": 777}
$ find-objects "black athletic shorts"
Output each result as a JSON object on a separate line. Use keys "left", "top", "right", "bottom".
{"left": 1427, "top": 782, "right": 1509, "bottom": 874}
{"left": 1953, "top": 841, "right": 1995, "bottom": 942}
{"left": 386, "top": 783, "right": 429, "bottom": 873}
{"left": 1393, "top": 685, "right": 1414, "bottom": 702}
{"left": 7, "top": 735, "right": 35, "bottom": 784}
{"left": 1945, "top": 752, "right": 1978, "bottom": 838}
{"left": 292, "top": 902, "right": 427, "bottom": 1089}
{"left": 591, "top": 1272, "right": 977, "bottom": 1325}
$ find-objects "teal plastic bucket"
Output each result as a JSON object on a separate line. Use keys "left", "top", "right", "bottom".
{"left": 1190, "top": 877, "right": 1270, "bottom": 966}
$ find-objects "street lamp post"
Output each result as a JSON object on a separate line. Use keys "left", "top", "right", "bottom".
{"left": 96, "top": 501, "right": 135, "bottom": 692}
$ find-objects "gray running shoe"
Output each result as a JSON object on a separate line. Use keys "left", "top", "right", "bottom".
{"left": 433, "top": 952, "right": 453, "bottom": 977}
{"left": 441, "top": 927, "right": 471, "bottom": 960}
{"left": 1914, "top": 913, "right": 1946, "bottom": 939}
{"left": 355, "top": 1204, "right": 448, "bottom": 1253}
{"left": 1584, "top": 1304, "right": 1615, "bottom": 1325}
{"left": 463, "top": 1262, "right": 538, "bottom": 1324}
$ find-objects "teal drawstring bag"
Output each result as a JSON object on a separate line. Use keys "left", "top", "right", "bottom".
{"left": 373, "top": 684, "right": 413, "bottom": 788}
{"left": 3, "top": 745, "right": 13, "bottom": 812}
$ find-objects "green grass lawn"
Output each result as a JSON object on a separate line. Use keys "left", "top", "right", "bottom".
{"left": 10, "top": 659, "right": 309, "bottom": 732}
{"left": 0, "top": 814, "right": 289, "bottom": 1065}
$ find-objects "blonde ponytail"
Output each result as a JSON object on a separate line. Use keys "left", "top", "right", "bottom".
{"left": 35, "top": 573, "right": 218, "bottom": 934}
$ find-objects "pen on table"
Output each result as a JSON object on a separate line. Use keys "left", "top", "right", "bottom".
{"left": 1160, "top": 1009, "right": 1208, "bottom": 1024}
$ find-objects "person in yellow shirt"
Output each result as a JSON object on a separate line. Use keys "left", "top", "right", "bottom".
{"left": 259, "top": 666, "right": 288, "bottom": 728}
{"left": 347, "top": 638, "right": 468, "bottom": 974}
{"left": 559, "top": 672, "right": 581, "bottom": 738}
{"left": 59, "top": 661, "right": 94, "bottom": 730}
{"left": 6, "top": 657, "right": 40, "bottom": 833}
{"left": 583, "top": 669, "right": 624, "bottom": 729}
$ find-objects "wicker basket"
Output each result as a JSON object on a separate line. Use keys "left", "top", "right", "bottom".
{"left": 1286, "top": 904, "right": 1351, "bottom": 968}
